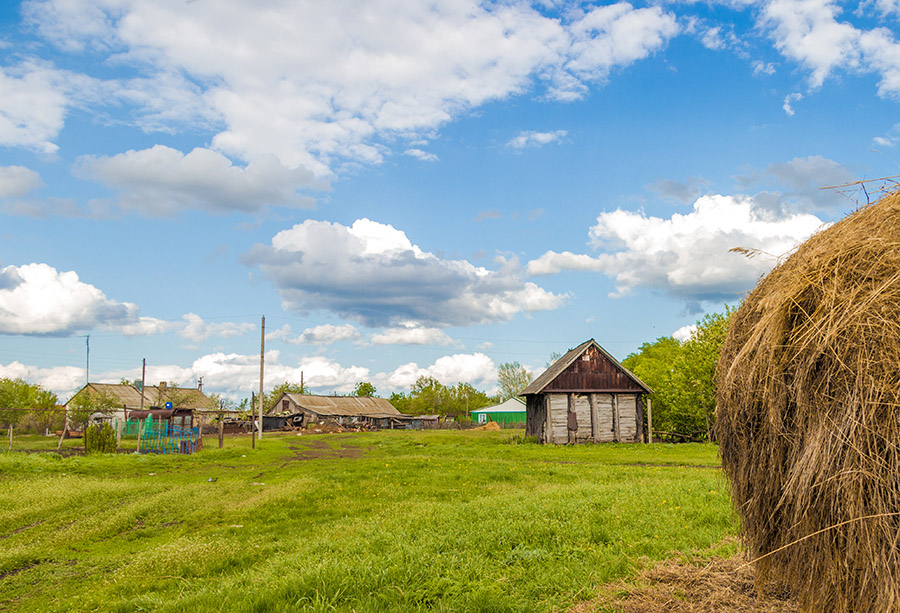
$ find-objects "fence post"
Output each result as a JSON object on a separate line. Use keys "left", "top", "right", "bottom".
{"left": 218, "top": 413, "right": 224, "bottom": 449}
{"left": 116, "top": 418, "right": 123, "bottom": 450}
{"left": 137, "top": 418, "right": 143, "bottom": 453}
{"left": 7, "top": 425, "right": 11, "bottom": 452}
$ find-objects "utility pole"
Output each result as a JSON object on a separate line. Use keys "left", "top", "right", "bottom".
{"left": 140, "top": 358, "right": 146, "bottom": 412}
{"left": 85, "top": 335, "right": 90, "bottom": 384}
{"left": 258, "top": 315, "right": 265, "bottom": 442}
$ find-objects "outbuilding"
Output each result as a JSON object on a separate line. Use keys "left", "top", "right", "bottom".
{"left": 471, "top": 397, "right": 526, "bottom": 426}
{"left": 268, "top": 393, "right": 406, "bottom": 429}
{"left": 522, "top": 339, "right": 652, "bottom": 445}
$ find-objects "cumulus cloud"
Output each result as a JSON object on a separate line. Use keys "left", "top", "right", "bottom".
{"left": 24, "top": 0, "right": 679, "bottom": 171}
{"left": 378, "top": 352, "right": 496, "bottom": 391}
{"left": 289, "top": 324, "right": 362, "bottom": 345}
{"left": 761, "top": 0, "right": 900, "bottom": 97}
{"left": 527, "top": 193, "right": 827, "bottom": 308}
{"left": 783, "top": 92, "right": 803, "bottom": 115}
{"left": 647, "top": 177, "right": 708, "bottom": 204}
{"left": 370, "top": 325, "right": 457, "bottom": 346}
{"left": 672, "top": 324, "right": 697, "bottom": 342}
{"left": 507, "top": 129, "right": 568, "bottom": 149}
{"left": 245, "top": 218, "right": 565, "bottom": 327}
{"left": 0, "top": 166, "right": 43, "bottom": 198}
{"left": 0, "top": 263, "right": 164, "bottom": 336}
{"left": 74, "top": 145, "right": 318, "bottom": 216}
{"left": 0, "top": 61, "right": 72, "bottom": 154}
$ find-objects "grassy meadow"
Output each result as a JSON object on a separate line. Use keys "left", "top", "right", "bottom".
{"left": 0, "top": 430, "right": 736, "bottom": 612}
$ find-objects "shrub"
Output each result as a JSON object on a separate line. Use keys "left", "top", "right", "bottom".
{"left": 84, "top": 423, "right": 117, "bottom": 454}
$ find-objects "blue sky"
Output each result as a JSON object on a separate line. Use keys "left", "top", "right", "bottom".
{"left": 1, "top": 0, "right": 898, "bottom": 402}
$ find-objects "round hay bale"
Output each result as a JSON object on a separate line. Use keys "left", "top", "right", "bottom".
{"left": 716, "top": 189, "right": 900, "bottom": 612}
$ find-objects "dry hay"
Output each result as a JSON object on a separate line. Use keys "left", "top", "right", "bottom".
{"left": 715, "top": 189, "right": 900, "bottom": 612}
{"left": 568, "top": 544, "right": 799, "bottom": 613}
{"left": 473, "top": 421, "right": 501, "bottom": 431}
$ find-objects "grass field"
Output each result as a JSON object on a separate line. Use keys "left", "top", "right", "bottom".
{"left": 0, "top": 430, "right": 736, "bottom": 612}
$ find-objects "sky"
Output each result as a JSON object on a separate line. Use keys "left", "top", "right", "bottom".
{"left": 1, "top": 0, "right": 899, "bottom": 403}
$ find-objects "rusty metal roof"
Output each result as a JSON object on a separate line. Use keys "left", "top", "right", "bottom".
{"left": 275, "top": 393, "right": 402, "bottom": 417}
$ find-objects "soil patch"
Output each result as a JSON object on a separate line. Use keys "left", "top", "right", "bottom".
{"left": 281, "top": 438, "right": 371, "bottom": 465}
{"left": 572, "top": 551, "right": 799, "bottom": 612}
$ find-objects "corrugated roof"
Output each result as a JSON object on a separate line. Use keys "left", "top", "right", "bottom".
{"left": 471, "top": 397, "right": 526, "bottom": 414}
{"left": 67, "top": 383, "right": 217, "bottom": 410}
{"left": 521, "top": 339, "right": 652, "bottom": 395}
{"left": 278, "top": 393, "right": 402, "bottom": 417}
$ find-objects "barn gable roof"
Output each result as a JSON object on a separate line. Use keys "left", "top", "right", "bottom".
{"left": 521, "top": 339, "right": 652, "bottom": 395}
{"left": 275, "top": 393, "right": 402, "bottom": 418}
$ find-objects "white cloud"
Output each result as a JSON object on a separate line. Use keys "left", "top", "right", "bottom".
{"left": 752, "top": 60, "right": 777, "bottom": 76}
{"left": 0, "top": 361, "right": 86, "bottom": 400}
{"left": 179, "top": 313, "right": 255, "bottom": 343}
{"left": 0, "top": 166, "right": 43, "bottom": 198}
{"left": 0, "top": 263, "right": 161, "bottom": 336}
{"left": 189, "top": 350, "right": 368, "bottom": 396}
{"left": 507, "top": 129, "right": 568, "bottom": 149}
{"left": 672, "top": 324, "right": 697, "bottom": 342}
{"left": 528, "top": 193, "right": 826, "bottom": 307}
{"left": 404, "top": 148, "right": 439, "bottom": 162}
{"left": 24, "top": 0, "right": 678, "bottom": 171}
{"left": 378, "top": 352, "right": 496, "bottom": 391}
{"left": 761, "top": 0, "right": 900, "bottom": 97}
{"left": 290, "top": 324, "right": 362, "bottom": 345}
{"left": 783, "top": 91, "right": 803, "bottom": 115}
{"left": 74, "top": 145, "right": 318, "bottom": 216}
{"left": 245, "top": 218, "right": 565, "bottom": 327}
{"left": 734, "top": 155, "right": 856, "bottom": 211}
{"left": 0, "top": 61, "right": 73, "bottom": 154}
{"left": 370, "top": 325, "right": 457, "bottom": 346}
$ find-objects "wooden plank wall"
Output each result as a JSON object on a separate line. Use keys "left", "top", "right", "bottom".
{"left": 543, "top": 392, "right": 641, "bottom": 444}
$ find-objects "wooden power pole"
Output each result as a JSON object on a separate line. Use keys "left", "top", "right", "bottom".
{"left": 258, "top": 315, "right": 265, "bottom": 442}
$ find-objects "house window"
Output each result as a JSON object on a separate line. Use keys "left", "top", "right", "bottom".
{"left": 282, "top": 399, "right": 289, "bottom": 411}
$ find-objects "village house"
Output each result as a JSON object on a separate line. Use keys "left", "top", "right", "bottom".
{"left": 522, "top": 339, "right": 652, "bottom": 445}
{"left": 65, "top": 381, "right": 217, "bottom": 428}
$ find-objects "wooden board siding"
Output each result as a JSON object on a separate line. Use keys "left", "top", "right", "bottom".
{"left": 541, "top": 344, "right": 646, "bottom": 393}
{"left": 548, "top": 393, "right": 568, "bottom": 444}
{"left": 618, "top": 394, "right": 637, "bottom": 442}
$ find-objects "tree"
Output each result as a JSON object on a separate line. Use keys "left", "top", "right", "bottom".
{"left": 623, "top": 306, "right": 735, "bottom": 440}
{"left": 666, "top": 306, "right": 735, "bottom": 440}
{"left": 353, "top": 381, "right": 377, "bottom": 397}
{"left": 546, "top": 351, "right": 563, "bottom": 368}
{"left": 0, "top": 378, "right": 58, "bottom": 430}
{"left": 389, "top": 377, "right": 495, "bottom": 417}
{"left": 65, "top": 388, "right": 117, "bottom": 432}
{"left": 265, "top": 380, "right": 307, "bottom": 412}
{"left": 497, "top": 362, "right": 533, "bottom": 400}
{"left": 622, "top": 336, "right": 682, "bottom": 434}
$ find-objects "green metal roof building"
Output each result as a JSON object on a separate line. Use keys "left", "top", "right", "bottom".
{"left": 471, "top": 397, "right": 526, "bottom": 425}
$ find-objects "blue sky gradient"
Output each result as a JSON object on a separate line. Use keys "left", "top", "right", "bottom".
{"left": 1, "top": 0, "right": 898, "bottom": 401}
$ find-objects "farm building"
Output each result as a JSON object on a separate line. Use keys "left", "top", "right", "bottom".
{"left": 522, "top": 339, "right": 652, "bottom": 445}
{"left": 66, "top": 381, "right": 217, "bottom": 426}
{"left": 471, "top": 397, "right": 526, "bottom": 426}
{"left": 267, "top": 393, "right": 408, "bottom": 429}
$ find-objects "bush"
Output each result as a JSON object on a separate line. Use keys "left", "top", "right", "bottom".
{"left": 84, "top": 423, "right": 117, "bottom": 454}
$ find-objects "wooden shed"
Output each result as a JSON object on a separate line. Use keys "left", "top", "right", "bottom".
{"left": 522, "top": 339, "right": 652, "bottom": 445}
{"left": 268, "top": 393, "right": 407, "bottom": 429}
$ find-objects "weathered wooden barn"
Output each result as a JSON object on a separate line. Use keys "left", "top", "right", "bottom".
{"left": 522, "top": 339, "right": 652, "bottom": 445}
{"left": 268, "top": 393, "right": 407, "bottom": 429}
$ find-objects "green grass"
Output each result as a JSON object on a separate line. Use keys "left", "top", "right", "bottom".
{"left": 0, "top": 431, "right": 735, "bottom": 612}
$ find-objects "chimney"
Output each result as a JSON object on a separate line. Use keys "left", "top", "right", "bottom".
{"left": 159, "top": 381, "right": 167, "bottom": 394}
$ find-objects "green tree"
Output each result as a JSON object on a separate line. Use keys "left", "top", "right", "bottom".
{"left": 622, "top": 336, "right": 683, "bottom": 434}
{"left": 265, "top": 380, "right": 307, "bottom": 412}
{"left": 0, "top": 378, "right": 58, "bottom": 430}
{"left": 546, "top": 351, "right": 563, "bottom": 368}
{"left": 666, "top": 307, "right": 735, "bottom": 440}
{"left": 65, "top": 388, "right": 117, "bottom": 432}
{"left": 497, "top": 362, "right": 533, "bottom": 400}
{"left": 353, "top": 381, "right": 377, "bottom": 397}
